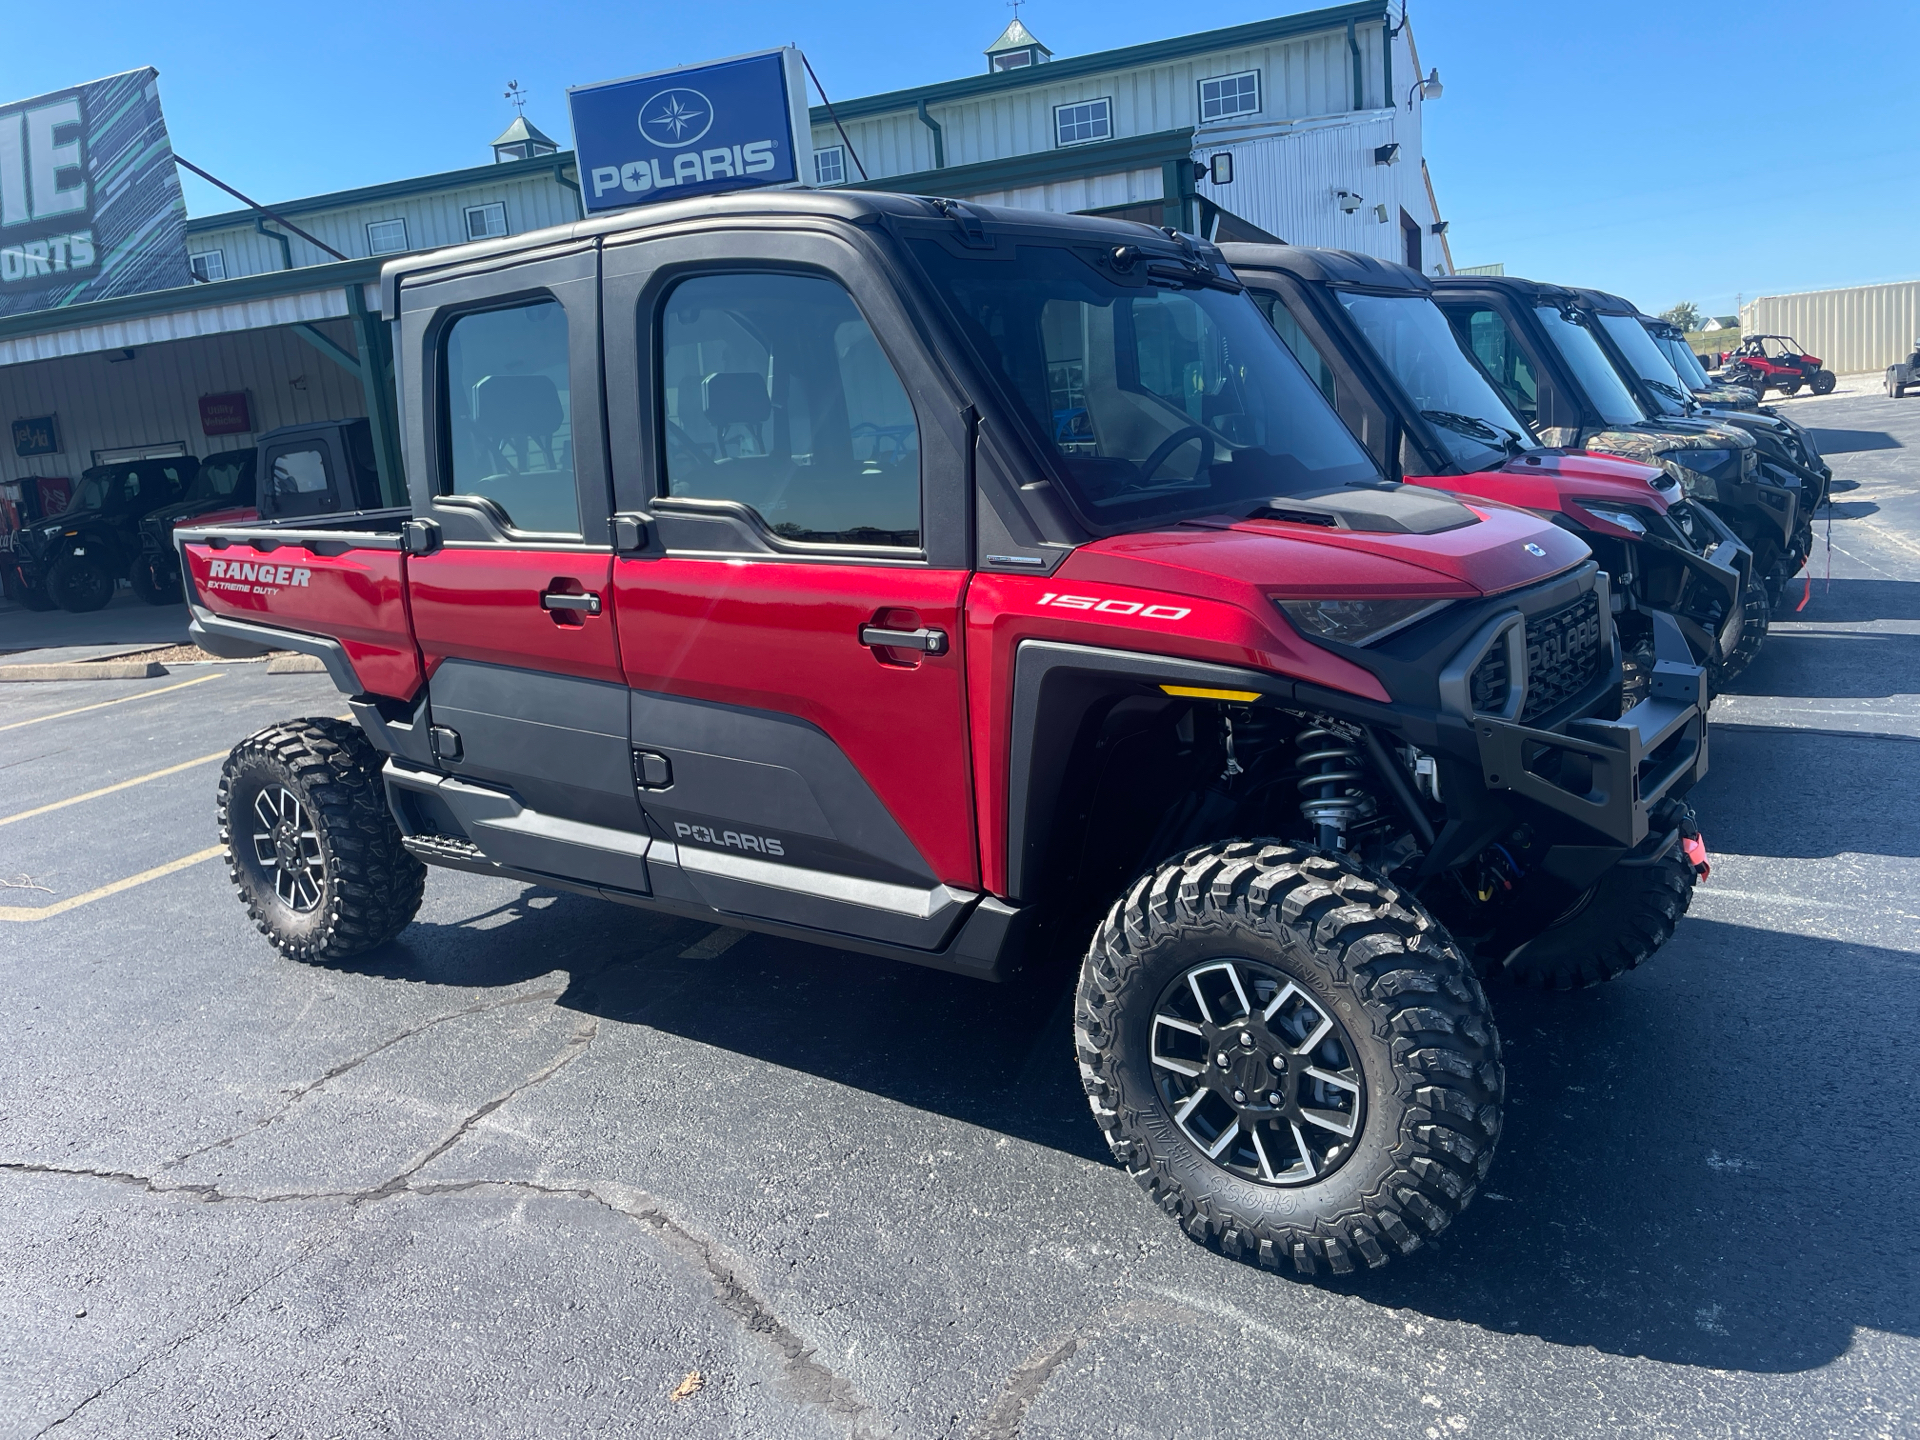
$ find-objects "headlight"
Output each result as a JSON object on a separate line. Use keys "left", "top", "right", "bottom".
{"left": 1672, "top": 447, "right": 1731, "bottom": 476}
{"left": 1275, "top": 597, "right": 1455, "bottom": 647}
{"left": 1575, "top": 503, "right": 1647, "bottom": 536}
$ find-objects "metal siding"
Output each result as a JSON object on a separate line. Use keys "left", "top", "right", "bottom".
{"left": 1197, "top": 115, "right": 1409, "bottom": 255}
{"left": 184, "top": 171, "right": 578, "bottom": 280}
{"left": 0, "top": 323, "right": 366, "bottom": 484}
{"left": 0, "top": 284, "right": 377, "bottom": 367}
{"left": 1742, "top": 281, "right": 1920, "bottom": 374}
{"left": 961, "top": 168, "right": 1165, "bottom": 213}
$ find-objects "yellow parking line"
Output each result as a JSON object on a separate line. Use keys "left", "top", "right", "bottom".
{"left": 0, "top": 750, "right": 230, "bottom": 828}
{"left": 0, "top": 671, "right": 222, "bottom": 734}
{"left": 0, "top": 846, "right": 225, "bottom": 922}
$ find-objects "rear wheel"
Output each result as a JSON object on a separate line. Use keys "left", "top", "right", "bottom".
{"left": 3, "top": 565, "right": 57, "bottom": 612}
{"left": 47, "top": 554, "right": 114, "bottom": 612}
{"left": 128, "top": 555, "right": 182, "bottom": 606}
{"left": 1076, "top": 841, "right": 1503, "bottom": 1276}
{"left": 1493, "top": 851, "right": 1696, "bottom": 990}
{"left": 219, "top": 718, "right": 425, "bottom": 963}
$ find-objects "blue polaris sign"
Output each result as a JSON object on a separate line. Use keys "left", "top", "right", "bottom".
{"left": 569, "top": 48, "right": 814, "bottom": 214}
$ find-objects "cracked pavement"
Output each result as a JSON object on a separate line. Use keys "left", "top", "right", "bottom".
{"left": 3, "top": 384, "right": 1919, "bottom": 1436}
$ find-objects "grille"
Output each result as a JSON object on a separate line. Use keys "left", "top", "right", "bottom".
{"left": 1520, "top": 591, "right": 1604, "bottom": 723}
{"left": 1469, "top": 645, "right": 1509, "bottom": 713}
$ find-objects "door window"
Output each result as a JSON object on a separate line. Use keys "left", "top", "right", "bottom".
{"left": 657, "top": 272, "right": 920, "bottom": 548}
{"left": 1456, "top": 307, "right": 1540, "bottom": 425}
{"left": 442, "top": 299, "right": 579, "bottom": 535}
{"left": 1250, "top": 292, "right": 1338, "bottom": 408}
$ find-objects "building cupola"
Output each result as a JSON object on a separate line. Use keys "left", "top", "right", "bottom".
{"left": 491, "top": 115, "right": 559, "bottom": 164}
{"left": 985, "top": 16, "right": 1052, "bottom": 72}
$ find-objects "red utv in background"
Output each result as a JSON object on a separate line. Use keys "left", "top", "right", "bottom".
{"left": 1723, "top": 335, "right": 1835, "bottom": 397}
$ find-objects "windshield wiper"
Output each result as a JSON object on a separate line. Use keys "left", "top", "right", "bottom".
{"left": 1421, "top": 409, "right": 1503, "bottom": 443}
{"left": 1647, "top": 377, "right": 1691, "bottom": 404}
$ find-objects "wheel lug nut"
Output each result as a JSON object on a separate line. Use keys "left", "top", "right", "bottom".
{"left": 1216, "top": 1053, "right": 1230, "bottom": 1068}
{"left": 1268, "top": 1091, "right": 1282, "bottom": 1106}
{"left": 1232, "top": 1089, "right": 1247, "bottom": 1104}
{"left": 1238, "top": 1032, "right": 1255, "bottom": 1048}
{"left": 1269, "top": 1054, "right": 1285, "bottom": 1071}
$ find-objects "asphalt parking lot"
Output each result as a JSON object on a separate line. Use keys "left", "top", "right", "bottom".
{"left": 3, "top": 381, "right": 1917, "bottom": 1439}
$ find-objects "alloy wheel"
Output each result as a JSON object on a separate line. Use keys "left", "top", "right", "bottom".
{"left": 1149, "top": 958, "right": 1365, "bottom": 1186}
{"left": 251, "top": 785, "right": 325, "bottom": 912}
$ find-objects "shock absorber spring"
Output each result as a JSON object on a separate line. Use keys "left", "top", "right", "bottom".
{"left": 1296, "top": 725, "right": 1370, "bottom": 851}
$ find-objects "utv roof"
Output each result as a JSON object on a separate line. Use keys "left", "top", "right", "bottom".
{"left": 1564, "top": 288, "right": 1646, "bottom": 318}
{"left": 378, "top": 188, "right": 1219, "bottom": 312}
{"left": 1429, "top": 273, "right": 1581, "bottom": 307}
{"left": 1217, "top": 242, "right": 1429, "bottom": 295}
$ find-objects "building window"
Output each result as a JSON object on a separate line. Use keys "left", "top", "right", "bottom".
{"left": 1054, "top": 98, "right": 1112, "bottom": 148}
{"left": 188, "top": 251, "right": 225, "bottom": 282}
{"left": 366, "top": 218, "right": 409, "bottom": 256}
{"left": 1199, "top": 71, "right": 1261, "bottom": 121}
{"left": 464, "top": 202, "right": 509, "bottom": 241}
{"left": 813, "top": 147, "right": 846, "bottom": 186}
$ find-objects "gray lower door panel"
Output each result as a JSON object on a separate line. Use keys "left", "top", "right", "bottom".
{"left": 387, "top": 766, "right": 653, "bottom": 893}
{"left": 428, "top": 660, "right": 643, "bottom": 833}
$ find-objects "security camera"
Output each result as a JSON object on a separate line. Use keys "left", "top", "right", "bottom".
{"left": 1335, "top": 189, "right": 1363, "bottom": 213}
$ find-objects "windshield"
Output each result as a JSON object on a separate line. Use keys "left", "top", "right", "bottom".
{"left": 1533, "top": 307, "right": 1646, "bottom": 427}
{"left": 910, "top": 240, "right": 1379, "bottom": 528}
{"left": 1337, "top": 292, "right": 1531, "bottom": 472}
{"left": 1651, "top": 329, "right": 1712, "bottom": 389}
{"left": 185, "top": 452, "right": 256, "bottom": 504}
{"left": 61, "top": 471, "right": 119, "bottom": 514}
{"left": 1596, "top": 313, "right": 1693, "bottom": 417}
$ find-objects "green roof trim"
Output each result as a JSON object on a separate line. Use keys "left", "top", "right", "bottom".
{"left": 0, "top": 256, "right": 385, "bottom": 345}
{"left": 843, "top": 127, "right": 1195, "bottom": 202}
{"left": 185, "top": 151, "right": 580, "bottom": 235}
{"left": 808, "top": 0, "right": 1386, "bottom": 124}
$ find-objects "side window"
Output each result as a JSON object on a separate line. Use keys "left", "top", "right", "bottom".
{"left": 272, "top": 448, "right": 331, "bottom": 496}
{"left": 1460, "top": 308, "right": 1539, "bottom": 424}
{"left": 442, "top": 299, "right": 579, "bottom": 535}
{"left": 1251, "top": 292, "right": 1338, "bottom": 408}
{"left": 658, "top": 273, "right": 920, "bottom": 548}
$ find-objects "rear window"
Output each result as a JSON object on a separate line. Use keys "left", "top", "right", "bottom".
{"left": 910, "top": 240, "right": 1378, "bottom": 531}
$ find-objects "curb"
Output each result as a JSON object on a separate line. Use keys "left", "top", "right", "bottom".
{"left": 0, "top": 661, "right": 169, "bottom": 682}
{"left": 266, "top": 654, "right": 328, "bottom": 674}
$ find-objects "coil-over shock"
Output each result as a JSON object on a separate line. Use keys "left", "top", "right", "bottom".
{"left": 1296, "top": 724, "right": 1373, "bottom": 850}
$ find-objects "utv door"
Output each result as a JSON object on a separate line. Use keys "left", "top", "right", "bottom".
{"left": 395, "top": 241, "right": 649, "bottom": 881}
{"left": 601, "top": 229, "right": 978, "bottom": 949}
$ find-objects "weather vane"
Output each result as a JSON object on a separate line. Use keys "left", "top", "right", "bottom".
{"left": 1007, "top": 0, "right": 1025, "bottom": 19}
{"left": 504, "top": 80, "right": 528, "bottom": 117}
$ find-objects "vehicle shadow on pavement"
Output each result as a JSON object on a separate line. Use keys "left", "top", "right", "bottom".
{"left": 1721, "top": 633, "right": 1920, "bottom": 700}
{"left": 1693, "top": 724, "right": 1920, "bottom": 859}
{"left": 1772, "top": 576, "right": 1920, "bottom": 623}
{"left": 361, "top": 886, "right": 1108, "bottom": 1164}
{"left": 1807, "top": 427, "right": 1901, "bottom": 454}
{"left": 1360, "top": 918, "right": 1920, "bottom": 1371}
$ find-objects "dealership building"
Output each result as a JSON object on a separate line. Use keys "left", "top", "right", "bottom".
{"left": 0, "top": 0, "right": 1449, "bottom": 509}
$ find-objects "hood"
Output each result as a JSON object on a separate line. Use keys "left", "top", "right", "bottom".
{"left": 1412, "top": 448, "right": 1674, "bottom": 519}
{"left": 1063, "top": 497, "right": 1590, "bottom": 606}
{"left": 143, "top": 493, "right": 255, "bottom": 531}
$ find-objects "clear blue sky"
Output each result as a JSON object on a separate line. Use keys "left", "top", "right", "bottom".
{"left": 5, "top": 0, "right": 1914, "bottom": 316}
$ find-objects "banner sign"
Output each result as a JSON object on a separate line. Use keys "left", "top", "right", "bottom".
{"left": 12, "top": 414, "right": 60, "bottom": 457}
{"left": 0, "top": 68, "right": 190, "bottom": 319}
{"left": 569, "top": 48, "right": 813, "bottom": 215}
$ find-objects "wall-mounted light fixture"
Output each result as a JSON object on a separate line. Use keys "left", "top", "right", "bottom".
{"left": 1407, "top": 68, "right": 1442, "bottom": 109}
{"left": 1335, "top": 189, "right": 1363, "bottom": 213}
{"left": 1373, "top": 142, "right": 1400, "bottom": 166}
{"left": 1373, "top": 203, "right": 1390, "bottom": 224}
{"left": 1209, "top": 152, "right": 1234, "bottom": 185}
{"left": 1430, "top": 219, "right": 1450, "bottom": 235}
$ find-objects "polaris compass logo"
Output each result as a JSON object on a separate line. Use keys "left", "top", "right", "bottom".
{"left": 1524, "top": 543, "right": 1547, "bottom": 557}
{"left": 639, "top": 88, "right": 713, "bottom": 148}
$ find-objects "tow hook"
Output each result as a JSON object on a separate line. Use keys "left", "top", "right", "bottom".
{"left": 1679, "top": 814, "right": 1711, "bottom": 880}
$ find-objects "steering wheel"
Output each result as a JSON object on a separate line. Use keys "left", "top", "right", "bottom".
{"left": 1133, "top": 426, "right": 1215, "bottom": 489}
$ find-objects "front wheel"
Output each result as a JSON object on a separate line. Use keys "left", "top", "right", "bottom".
{"left": 218, "top": 718, "right": 425, "bottom": 963}
{"left": 1711, "top": 577, "right": 1770, "bottom": 690}
{"left": 1493, "top": 850, "right": 1696, "bottom": 990}
{"left": 1076, "top": 841, "right": 1503, "bottom": 1276}
{"left": 47, "top": 553, "right": 114, "bottom": 612}
{"left": 3, "top": 565, "right": 57, "bottom": 612}
{"left": 1809, "top": 369, "right": 1836, "bottom": 396}
{"left": 128, "top": 555, "right": 183, "bottom": 606}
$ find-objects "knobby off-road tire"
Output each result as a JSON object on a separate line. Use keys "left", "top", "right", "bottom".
{"left": 128, "top": 555, "right": 182, "bottom": 606}
{"left": 1076, "top": 841, "right": 1503, "bottom": 1276}
{"left": 1495, "top": 851, "right": 1695, "bottom": 991}
{"left": 1809, "top": 370, "right": 1836, "bottom": 396}
{"left": 47, "top": 554, "right": 114, "bottom": 613}
{"left": 218, "top": 718, "right": 424, "bottom": 963}
{"left": 1711, "top": 577, "right": 1770, "bottom": 690}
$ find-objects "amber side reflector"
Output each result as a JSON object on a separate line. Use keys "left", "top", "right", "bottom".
{"left": 1159, "top": 685, "right": 1261, "bottom": 703}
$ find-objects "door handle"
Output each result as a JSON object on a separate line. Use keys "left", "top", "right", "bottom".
{"left": 542, "top": 590, "right": 601, "bottom": 615}
{"left": 859, "top": 624, "right": 947, "bottom": 655}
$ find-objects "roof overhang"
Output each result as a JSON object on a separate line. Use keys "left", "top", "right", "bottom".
{"left": 0, "top": 257, "right": 384, "bottom": 368}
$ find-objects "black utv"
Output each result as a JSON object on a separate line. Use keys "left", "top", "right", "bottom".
{"left": 9, "top": 456, "right": 198, "bottom": 613}
{"left": 131, "top": 446, "right": 260, "bottom": 604}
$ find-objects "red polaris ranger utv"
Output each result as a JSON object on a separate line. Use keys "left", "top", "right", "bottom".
{"left": 181, "top": 195, "right": 1708, "bottom": 1276}
{"left": 1218, "top": 244, "right": 1751, "bottom": 698}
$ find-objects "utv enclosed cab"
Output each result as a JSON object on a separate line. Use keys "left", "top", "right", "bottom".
{"left": 1219, "top": 245, "right": 1747, "bottom": 690}
{"left": 10, "top": 455, "right": 199, "bottom": 612}
{"left": 1641, "top": 318, "right": 1762, "bottom": 411}
{"left": 179, "top": 191, "right": 1710, "bottom": 1277}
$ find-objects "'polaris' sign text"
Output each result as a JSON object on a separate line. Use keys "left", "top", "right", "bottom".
{"left": 569, "top": 48, "right": 813, "bottom": 215}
